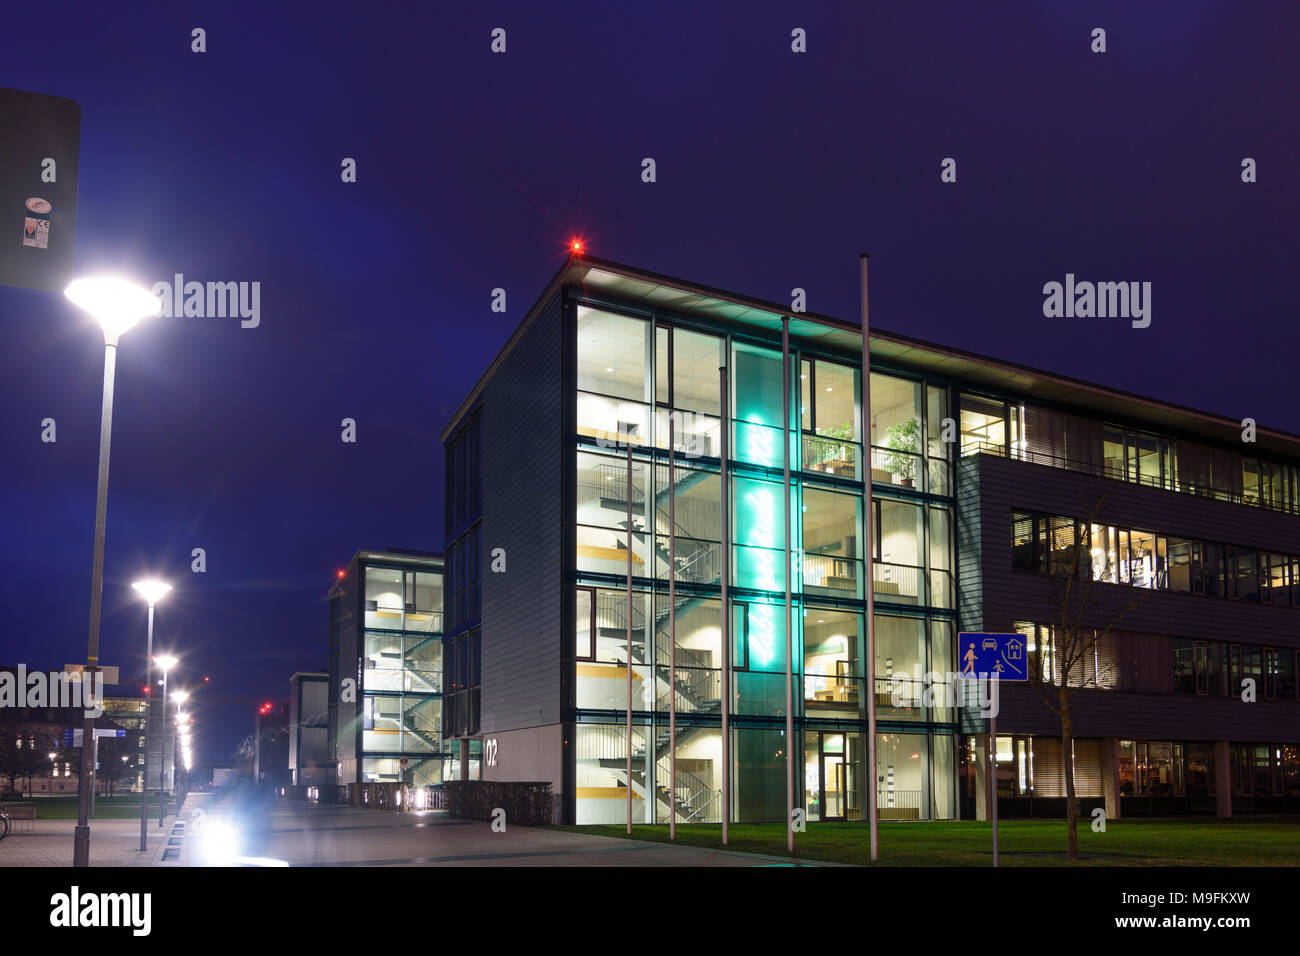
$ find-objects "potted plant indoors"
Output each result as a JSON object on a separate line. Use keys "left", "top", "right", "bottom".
{"left": 883, "top": 418, "right": 922, "bottom": 486}
{"left": 814, "top": 420, "right": 856, "bottom": 472}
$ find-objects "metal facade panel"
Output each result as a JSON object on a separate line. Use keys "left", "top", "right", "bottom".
{"left": 478, "top": 291, "right": 565, "bottom": 734}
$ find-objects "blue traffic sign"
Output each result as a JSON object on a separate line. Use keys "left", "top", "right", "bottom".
{"left": 956, "top": 632, "right": 1028, "bottom": 681}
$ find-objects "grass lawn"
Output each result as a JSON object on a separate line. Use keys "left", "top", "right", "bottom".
{"left": 0, "top": 794, "right": 163, "bottom": 820}
{"left": 562, "top": 818, "right": 1300, "bottom": 866}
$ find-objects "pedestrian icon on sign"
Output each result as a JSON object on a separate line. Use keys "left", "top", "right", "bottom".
{"left": 956, "top": 633, "right": 1029, "bottom": 681}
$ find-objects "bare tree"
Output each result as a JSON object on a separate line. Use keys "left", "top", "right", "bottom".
{"left": 16, "top": 737, "right": 47, "bottom": 797}
{"left": 95, "top": 738, "right": 133, "bottom": 796}
{"left": 0, "top": 717, "right": 20, "bottom": 795}
{"left": 1025, "top": 496, "right": 1144, "bottom": 860}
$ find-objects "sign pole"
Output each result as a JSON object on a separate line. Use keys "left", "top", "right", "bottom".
{"left": 990, "top": 673, "right": 998, "bottom": 868}
{"left": 626, "top": 430, "right": 633, "bottom": 834}
{"left": 957, "top": 633, "right": 1024, "bottom": 868}
{"left": 719, "top": 364, "right": 730, "bottom": 845}
{"left": 860, "top": 254, "right": 878, "bottom": 862}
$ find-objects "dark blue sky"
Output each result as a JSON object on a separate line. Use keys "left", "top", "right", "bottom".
{"left": 2, "top": 1, "right": 1297, "bottom": 758}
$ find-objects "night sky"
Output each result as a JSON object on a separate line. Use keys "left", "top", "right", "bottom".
{"left": 2, "top": 2, "right": 1297, "bottom": 760}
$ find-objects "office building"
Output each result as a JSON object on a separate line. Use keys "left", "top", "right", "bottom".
{"left": 435, "top": 255, "right": 1300, "bottom": 824}
{"left": 327, "top": 549, "right": 452, "bottom": 787}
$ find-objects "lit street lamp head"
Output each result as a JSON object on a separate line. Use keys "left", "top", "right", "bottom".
{"left": 171, "top": 690, "right": 189, "bottom": 703}
{"left": 154, "top": 654, "right": 179, "bottom": 672}
{"left": 64, "top": 276, "right": 162, "bottom": 345}
{"left": 131, "top": 579, "right": 172, "bottom": 607}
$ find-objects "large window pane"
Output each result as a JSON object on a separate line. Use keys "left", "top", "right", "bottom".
{"left": 877, "top": 732, "right": 929, "bottom": 818}
{"left": 1088, "top": 523, "right": 1119, "bottom": 583}
{"left": 876, "top": 614, "right": 926, "bottom": 721}
{"left": 673, "top": 328, "right": 722, "bottom": 416}
{"left": 653, "top": 597, "right": 722, "bottom": 714}
{"left": 732, "top": 475, "right": 786, "bottom": 592}
{"left": 732, "top": 600, "right": 789, "bottom": 716}
{"left": 732, "top": 343, "right": 785, "bottom": 467}
{"left": 959, "top": 394, "right": 1006, "bottom": 457}
{"left": 803, "top": 487, "right": 861, "bottom": 597}
{"left": 577, "top": 306, "right": 646, "bottom": 401}
{"left": 813, "top": 361, "right": 858, "bottom": 439}
{"left": 871, "top": 373, "right": 923, "bottom": 487}
{"left": 928, "top": 505, "right": 953, "bottom": 607}
{"left": 876, "top": 499, "right": 923, "bottom": 605}
{"left": 803, "top": 608, "right": 863, "bottom": 720}
{"left": 926, "top": 384, "right": 951, "bottom": 494}
{"left": 655, "top": 463, "right": 721, "bottom": 584}
{"left": 1127, "top": 529, "right": 1157, "bottom": 588}
{"left": 576, "top": 451, "right": 647, "bottom": 526}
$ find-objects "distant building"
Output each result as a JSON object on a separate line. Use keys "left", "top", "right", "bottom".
{"left": 326, "top": 549, "right": 451, "bottom": 788}
{"left": 252, "top": 699, "right": 290, "bottom": 789}
{"left": 0, "top": 666, "right": 151, "bottom": 795}
{"left": 289, "top": 672, "right": 330, "bottom": 787}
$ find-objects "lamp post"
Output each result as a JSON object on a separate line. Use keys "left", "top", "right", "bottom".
{"left": 171, "top": 691, "right": 189, "bottom": 805}
{"left": 154, "top": 655, "right": 178, "bottom": 827}
{"left": 65, "top": 276, "right": 162, "bottom": 867}
{"left": 48, "top": 752, "right": 57, "bottom": 795}
{"left": 131, "top": 579, "right": 170, "bottom": 852}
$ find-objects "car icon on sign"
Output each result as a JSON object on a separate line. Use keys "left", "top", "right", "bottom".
{"left": 981, "top": 637, "right": 997, "bottom": 650}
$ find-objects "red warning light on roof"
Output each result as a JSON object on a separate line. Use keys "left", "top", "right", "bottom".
{"left": 337, "top": 569, "right": 345, "bottom": 578}
{"left": 570, "top": 238, "right": 584, "bottom": 255}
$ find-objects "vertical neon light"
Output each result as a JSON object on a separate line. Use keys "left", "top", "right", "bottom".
{"left": 734, "top": 346, "right": 785, "bottom": 669}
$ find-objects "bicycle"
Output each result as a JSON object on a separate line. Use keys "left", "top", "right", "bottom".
{"left": 0, "top": 807, "right": 10, "bottom": 841}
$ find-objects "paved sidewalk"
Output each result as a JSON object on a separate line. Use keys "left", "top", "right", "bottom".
{"left": 0, "top": 813, "right": 178, "bottom": 867}
{"left": 231, "top": 801, "right": 844, "bottom": 867}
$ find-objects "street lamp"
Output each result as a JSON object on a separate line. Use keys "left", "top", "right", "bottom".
{"left": 131, "top": 579, "right": 170, "bottom": 852}
{"left": 154, "top": 655, "right": 178, "bottom": 826}
{"left": 66, "top": 276, "right": 162, "bottom": 868}
{"left": 49, "top": 753, "right": 57, "bottom": 794}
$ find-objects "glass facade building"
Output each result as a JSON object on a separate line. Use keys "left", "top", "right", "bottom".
{"left": 568, "top": 306, "right": 957, "bottom": 824}
{"left": 435, "top": 256, "right": 1300, "bottom": 824}
{"left": 327, "top": 549, "right": 450, "bottom": 787}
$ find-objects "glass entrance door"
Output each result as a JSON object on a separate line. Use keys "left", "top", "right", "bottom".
{"left": 804, "top": 732, "right": 851, "bottom": 821}
{"left": 820, "top": 733, "right": 847, "bottom": 820}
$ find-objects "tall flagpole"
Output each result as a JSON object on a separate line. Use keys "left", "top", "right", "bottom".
{"left": 719, "top": 363, "right": 730, "bottom": 844}
{"left": 668, "top": 411, "right": 677, "bottom": 839}
{"left": 861, "top": 253, "right": 879, "bottom": 862}
{"left": 626, "top": 431, "right": 634, "bottom": 834}
{"left": 782, "top": 315, "right": 794, "bottom": 854}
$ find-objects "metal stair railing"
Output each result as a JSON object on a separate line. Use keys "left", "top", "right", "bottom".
{"left": 400, "top": 709, "right": 442, "bottom": 751}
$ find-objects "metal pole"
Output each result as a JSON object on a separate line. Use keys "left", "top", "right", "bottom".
{"left": 860, "top": 253, "right": 879, "bottom": 862}
{"left": 782, "top": 315, "right": 793, "bottom": 854}
{"left": 719, "top": 363, "right": 730, "bottom": 845}
{"left": 159, "top": 670, "right": 168, "bottom": 826}
{"left": 991, "top": 675, "right": 999, "bottom": 867}
{"left": 90, "top": 734, "right": 99, "bottom": 817}
{"left": 140, "top": 604, "right": 153, "bottom": 851}
{"left": 74, "top": 340, "right": 118, "bottom": 868}
{"left": 626, "top": 432, "right": 634, "bottom": 834}
{"left": 669, "top": 411, "right": 677, "bottom": 840}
